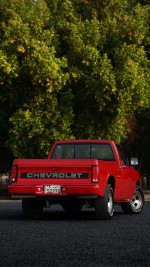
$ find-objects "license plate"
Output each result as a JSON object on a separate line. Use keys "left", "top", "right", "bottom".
{"left": 44, "top": 185, "right": 61, "bottom": 194}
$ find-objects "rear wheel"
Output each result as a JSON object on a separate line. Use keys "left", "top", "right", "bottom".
{"left": 22, "top": 199, "right": 43, "bottom": 219}
{"left": 121, "top": 186, "right": 144, "bottom": 214}
{"left": 95, "top": 184, "right": 114, "bottom": 220}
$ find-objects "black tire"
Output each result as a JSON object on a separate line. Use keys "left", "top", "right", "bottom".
{"left": 95, "top": 184, "right": 114, "bottom": 220}
{"left": 22, "top": 198, "right": 43, "bottom": 219}
{"left": 61, "top": 199, "right": 83, "bottom": 213}
{"left": 121, "top": 186, "right": 144, "bottom": 214}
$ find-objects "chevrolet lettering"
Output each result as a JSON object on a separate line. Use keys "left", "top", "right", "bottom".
{"left": 21, "top": 172, "right": 88, "bottom": 179}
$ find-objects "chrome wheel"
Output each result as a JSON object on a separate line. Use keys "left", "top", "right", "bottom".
{"left": 107, "top": 189, "right": 114, "bottom": 216}
{"left": 121, "top": 186, "right": 144, "bottom": 214}
{"left": 95, "top": 184, "right": 114, "bottom": 220}
{"left": 130, "top": 188, "right": 144, "bottom": 212}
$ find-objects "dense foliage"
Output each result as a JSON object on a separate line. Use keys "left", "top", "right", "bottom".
{"left": 0, "top": 0, "right": 149, "bottom": 173}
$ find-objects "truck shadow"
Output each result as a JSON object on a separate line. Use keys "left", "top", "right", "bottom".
{"left": 42, "top": 204, "right": 124, "bottom": 221}
{"left": 0, "top": 202, "right": 125, "bottom": 221}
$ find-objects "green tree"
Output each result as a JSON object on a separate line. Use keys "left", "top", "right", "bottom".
{"left": 0, "top": 0, "right": 149, "bottom": 165}
{"left": 8, "top": 90, "right": 74, "bottom": 158}
{"left": 0, "top": 0, "right": 73, "bottom": 160}
{"left": 48, "top": 0, "right": 150, "bottom": 141}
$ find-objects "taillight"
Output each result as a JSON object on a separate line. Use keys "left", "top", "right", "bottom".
{"left": 92, "top": 165, "right": 99, "bottom": 183}
{"left": 11, "top": 165, "right": 17, "bottom": 182}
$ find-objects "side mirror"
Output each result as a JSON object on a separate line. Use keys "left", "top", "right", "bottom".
{"left": 130, "top": 157, "right": 138, "bottom": 166}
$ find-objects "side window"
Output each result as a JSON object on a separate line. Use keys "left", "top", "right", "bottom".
{"left": 116, "top": 145, "right": 129, "bottom": 166}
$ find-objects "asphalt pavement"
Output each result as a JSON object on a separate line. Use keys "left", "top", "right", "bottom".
{"left": 0, "top": 200, "right": 150, "bottom": 267}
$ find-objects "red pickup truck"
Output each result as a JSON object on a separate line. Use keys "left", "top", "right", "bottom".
{"left": 8, "top": 140, "right": 144, "bottom": 220}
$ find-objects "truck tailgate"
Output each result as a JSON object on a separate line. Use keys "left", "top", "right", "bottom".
{"left": 15, "top": 159, "right": 98, "bottom": 185}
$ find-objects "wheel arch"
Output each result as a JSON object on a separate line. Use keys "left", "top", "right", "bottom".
{"left": 136, "top": 179, "right": 141, "bottom": 187}
{"left": 107, "top": 175, "right": 115, "bottom": 191}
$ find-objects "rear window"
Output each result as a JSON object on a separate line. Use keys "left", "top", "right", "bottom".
{"left": 51, "top": 143, "right": 115, "bottom": 161}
